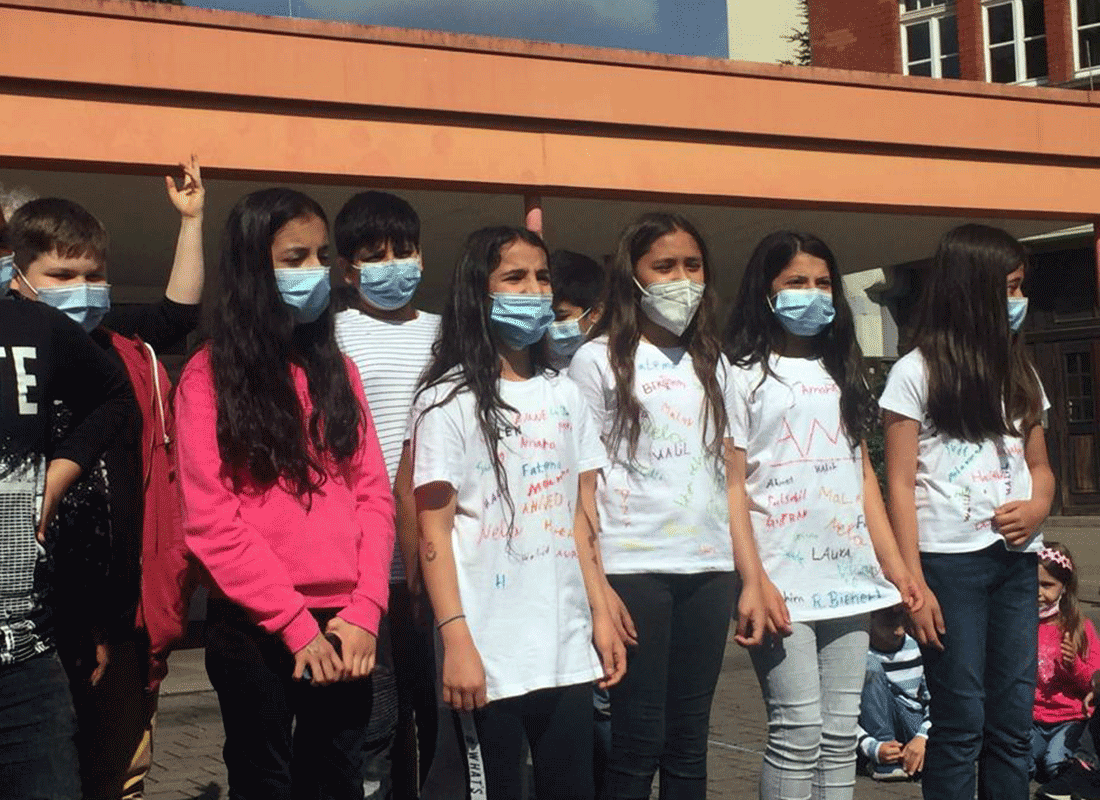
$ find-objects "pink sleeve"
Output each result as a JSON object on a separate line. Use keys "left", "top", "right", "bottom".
{"left": 174, "top": 353, "right": 319, "bottom": 653}
{"left": 335, "top": 359, "right": 396, "bottom": 636}
{"left": 1073, "top": 619, "right": 1100, "bottom": 694}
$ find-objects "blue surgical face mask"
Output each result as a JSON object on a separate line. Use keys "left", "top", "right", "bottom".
{"left": 1008, "top": 296, "right": 1028, "bottom": 332}
{"left": 0, "top": 254, "right": 13, "bottom": 295}
{"left": 17, "top": 265, "right": 111, "bottom": 332}
{"left": 770, "top": 289, "right": 835, "bottom": 338}
{"left": 490, "top": 293, "right": 554, "bottom": 350}
{"left": 355, "top": 256, "right": 422, "bottom": 311}
{"left": 546, "top": 309, "right": 589, "bottom": 360}
{"left": 274, "top": 266, "right": 331, "bottom": 325}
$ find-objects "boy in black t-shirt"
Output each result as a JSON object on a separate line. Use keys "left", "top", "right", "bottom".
{"left": 0, "top": 297, "right": 133, "bottom": 800}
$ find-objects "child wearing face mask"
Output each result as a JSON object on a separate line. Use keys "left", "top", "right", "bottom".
{"left": 545, "top": 249, "right": 605, "bottom": 368}
{"left": 332, "top": 190, "right": 441, "bottom": 798}
{"left": 6, "top": 160, "right": 204, "bottom": 800}
{"left": 722, "top": 231, "right": 918, "bottom": 800}
{"left": 569, "top": 212, "right": 761, "bottom": 800}
{"left": 410, "top": 226, "right": 622, "bottom": 799}
{"left": 1031, "top": 543, "right": 1100, "bottom": 782}
{"left": 882, "top": 224, "right": 1054, "bottom": 800}
{"left": 175, "top": 188, "right": 395, "bottom": 799}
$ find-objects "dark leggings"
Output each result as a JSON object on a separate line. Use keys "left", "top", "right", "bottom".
{"left": 455, "top": 682, "right": 595, "bottom": 800}
{"left": 604, "top": 571, "right": 735, "bottom": 800}
{"left": 205, "top": 600, "right": 375, "bottom": 800}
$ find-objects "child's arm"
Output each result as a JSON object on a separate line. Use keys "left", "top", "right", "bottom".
{"left": 164, "top": 155, "right": 205, "bottom": 306}
{"left": 992, "top": 423, "right": 1054, "bottom": 546}
{"left": 575, "top": 469, "right": 626, "bottom": 688}
{"left": 394, "top": 442, "right": 421, "bottom": 594}
{"left": 884, "top": 410, "right": 945, "bottom": 650}
{"left": 416, "top": 480, "right": 486, "bottom": 711}
{"left": 727, "top": 442, "right": 792, "bottom": 647}
{"left": 577, "top": 467, "right": 637, "bottom": 647}
{"left": 860, "top": 442, "right": 923, "bottom": 612}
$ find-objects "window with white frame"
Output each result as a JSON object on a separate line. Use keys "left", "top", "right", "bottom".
{"left": 900, "top": 1, "right": 960, "bottom": 78}
{"left": 983, "top": 0, "right": 1047, "bottom": 83}
{"left": 1075, "top": 0, "right": 1100, "bottom": 72}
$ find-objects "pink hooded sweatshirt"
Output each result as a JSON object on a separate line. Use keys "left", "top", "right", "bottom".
{"left": 175, "top": 348, "right": 395, "bottom": 653}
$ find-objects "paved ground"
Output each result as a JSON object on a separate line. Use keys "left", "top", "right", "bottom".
{"left": 148, "top": 518, "right": 1099, "bottom": 799}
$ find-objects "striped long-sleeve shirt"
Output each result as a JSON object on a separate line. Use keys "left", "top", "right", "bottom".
{"left": 857, "top": 634, "right": 932, "bottom": 760}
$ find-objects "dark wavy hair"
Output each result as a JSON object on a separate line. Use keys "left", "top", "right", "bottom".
{"left": 723, "top": 231, "right": 876, "bottom": 443}
{"left": 588, "top": 212, "right": 727, "bottom": 465}
{"left": 910, "top": 223, "right": 1042, "bottom": 441}
{"left": 414, "top": 226, "right": 551, "bottom": 528}
{"left": 207, "top": 188, "right": 360, "bottom": 496}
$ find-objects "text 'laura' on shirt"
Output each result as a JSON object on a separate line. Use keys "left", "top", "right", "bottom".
{"left": 729, "top": 355, "right": 899, "bottom": 622}
{"left": 410, "top": 371, "right": 606, "bottom": 703}
{"left": 878, "top": 349, "right": 1050, "bottom": 555}
{"left": 335, "top": 308, "right": 441, "bottom": 584}
{"left": 567, "top": 338, "right": 735, "bottom": 576}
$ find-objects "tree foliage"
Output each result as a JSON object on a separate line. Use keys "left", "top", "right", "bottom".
{"left": 780, "top": 0, "right": 812, "bottom": 67}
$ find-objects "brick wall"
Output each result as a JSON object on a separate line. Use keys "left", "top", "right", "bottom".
{"left": 1045, "top": 0, "right": 1075, "bottom": 83}
{"left": 809, "top": 0, "right": 902, "bottom": 73}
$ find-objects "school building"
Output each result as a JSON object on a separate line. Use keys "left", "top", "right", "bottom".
{"left": 1, "top": 0, "right": 1099, "bottom": 514}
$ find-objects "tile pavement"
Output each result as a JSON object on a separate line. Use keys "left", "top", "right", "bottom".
{"left": 147, "top": 635, "right": 921, "bottom": 800}
{"left": 147, "top": 517, "right": 1097, "bottom": 799}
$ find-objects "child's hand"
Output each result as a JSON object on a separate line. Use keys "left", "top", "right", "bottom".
{"left": 886, "top": 565, "right": 925, "bottom": 614}
{"left": 292, "top": 630, "right": 343, "bottom": 685}
{"left": 908, "top": 583, "right": 946, "bottom": 651}
{"left": 592, "top": 609, "right": 626, "bottom": 689}
{"left": 1062, "top": 632, "right": 1077, "bottom": 666}
{"left": 993, "top": 499, "right": 1046, "bottom": 546}
{"left": 902, "top": 736, "right": 926, "bottom": 775}
{"left": 166, "top": 155, "right": 204, "bottom": 219}
{"left": 735, "top": 575, "right": 792, "bottom": 648}
{"left": 877, "top": 740, "right": 903, "bottom": 764}
{"left": 604, "top": 582, "right": 638, "bottom": 648}
{"left": 326, "top": 617, "right": 376, "bottom": 680}
{"left": 441, "top": 625, "right": 487, "bottom": 711}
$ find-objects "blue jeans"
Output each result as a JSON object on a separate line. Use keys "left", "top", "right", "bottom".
{"left": 0, "top": 652, "right": 81, "bottom": 800}
{"left": 1031, "top": 719, "right": 1085, "bottom": 782}
{"left": 920, "top": 544, "right": 1038, "bottom": 800}
{"left": 859, "top": 654, "right": 925, "bottom": 758}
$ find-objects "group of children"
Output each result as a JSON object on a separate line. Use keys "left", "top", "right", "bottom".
{"left": 0, "top": 167, "right": 1072, "bottom": 800}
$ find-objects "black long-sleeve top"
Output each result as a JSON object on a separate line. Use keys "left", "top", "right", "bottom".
{"left": 0, "top": 298, "right": 134, "bottom": 664}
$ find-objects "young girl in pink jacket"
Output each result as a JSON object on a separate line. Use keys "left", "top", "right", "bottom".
{"left": 1033, "top": 543, "right": 1100, "bottom": 782}
{"left": 175, "top": 188, "right": 395, "bottom": 800}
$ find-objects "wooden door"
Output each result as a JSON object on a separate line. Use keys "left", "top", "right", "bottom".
{"left": 1056, "top": 339, "right": 1100, "bottom": 513}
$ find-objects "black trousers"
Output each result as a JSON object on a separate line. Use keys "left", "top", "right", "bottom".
{"left": 455, "top": 682, "right": 595, "bottom": 800}
{"left": 205, "top": 600, "right": 375, "bottom": 800}
{"left": 603, "top": 571, "right": 735, "bottom": 800}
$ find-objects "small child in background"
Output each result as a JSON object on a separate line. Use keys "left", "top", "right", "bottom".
{"left": 1033, "top": 543, "right": 1100, "bottom": 782}
{"left": 856, "top": 604, "right": 930, "bottom": 782}
{"left": 545, "top": 249, "right": 604, "bottom": 367}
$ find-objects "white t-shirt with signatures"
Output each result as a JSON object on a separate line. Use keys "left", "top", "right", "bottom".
{"left": 879, "top": 349, "right": 1049, "bottom": 555}
{"left": 729, "top": 356, "right": 899, "bottom": 622}
{"left": 568, "top": 338, "right": 736, "bottom": 576}
{"left": 410, "top": 371, "right": 605, "bottom": 702}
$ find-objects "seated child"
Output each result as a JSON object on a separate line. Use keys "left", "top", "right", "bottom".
{"left": 856, "top": 604, "right": 930, "bottom": 782}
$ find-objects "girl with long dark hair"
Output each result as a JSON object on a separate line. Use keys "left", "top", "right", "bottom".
{"left": 568, "top": 212, "right": 783, "bottom": 799}
{"left": 723, "top": 231, "right": 919, "bottom": 799}
{"left": 410, "top": 226, "right": 624, "bottom": 800}
{"left": 175, "top": 188, "right": 395, "bottom": 799}
{"left": 881, "top": 223, "right": 1053, "bottom": 800}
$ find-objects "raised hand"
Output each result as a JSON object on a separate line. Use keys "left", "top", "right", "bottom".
{"left": 166, "top": 154, "right": 204, "bottom": 219}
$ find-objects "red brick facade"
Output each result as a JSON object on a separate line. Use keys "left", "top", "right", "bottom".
{"left": 809, "top": 0, "right": 1079, "bottom": 84}
{"left": 808, "top": 0, "right": 902, "bottom": 73}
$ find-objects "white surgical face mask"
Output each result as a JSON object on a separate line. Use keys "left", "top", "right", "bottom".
{"left": 634, "top": 278, "right": 704, "bottom": 337}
